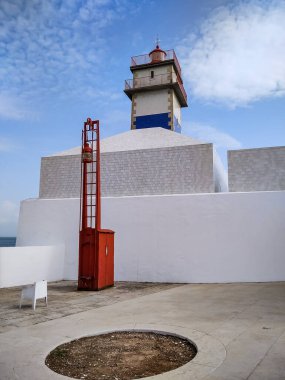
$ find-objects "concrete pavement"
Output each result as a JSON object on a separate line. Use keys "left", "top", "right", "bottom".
{"left": 0, "top": 282, "right": 285, "bottom": 379}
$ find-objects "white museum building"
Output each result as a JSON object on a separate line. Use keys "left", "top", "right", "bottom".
{"left": 1, "top": 45, "right": 285, "bottom": 288}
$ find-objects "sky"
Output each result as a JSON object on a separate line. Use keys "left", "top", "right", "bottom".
{"left": 0, "top": 0, "right": 284, "bottom": 236}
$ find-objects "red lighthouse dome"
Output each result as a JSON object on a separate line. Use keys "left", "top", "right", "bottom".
{"left": 149, "top": 44, "right": 166, "bottom": 63}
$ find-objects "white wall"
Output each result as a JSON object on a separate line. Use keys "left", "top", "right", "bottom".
{"left": 173, "top": 92, "right": 181, "bottom": 124}
{"left": 228, "top": 146, "right": 285, "bottom": 192}
{"left": 135, "top": 65, "right": 170, "bottom": 78}
{"left": 136, "top": 89, "right": 169, "bottom": 116}
{"left": 0, "top": 245, "right": 64, "bottom": 288}
{"left": 17, "top": 198, "right": 78, "bottom": 279}
{"left": 17, "top": 191, "right": 285, "bottom": 283}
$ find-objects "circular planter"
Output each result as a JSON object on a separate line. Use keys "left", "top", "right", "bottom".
{"left": 45, "top": 330, "right": 197, "bottom": 380}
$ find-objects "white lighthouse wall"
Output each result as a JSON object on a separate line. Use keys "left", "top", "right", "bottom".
{"left": 173, "top": 92, "right": 181, "bottom": 124}
{"left": 16, "top": 191, "right": 285, "bottom": 283}
{"left": 135, "top": 90, "right": 169, "bottom": 116}
{"left": 135, "top": 65, "right": 170, "bottom": 78}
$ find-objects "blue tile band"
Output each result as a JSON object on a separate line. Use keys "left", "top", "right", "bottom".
{"left": 134, "top": 113, "right": 171, "bottom": 130}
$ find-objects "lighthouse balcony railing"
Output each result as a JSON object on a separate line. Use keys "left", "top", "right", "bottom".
{"left": 131, "top": 49, "right": 182, "bottom": 76}
{"left": 125, "top": 73, "right": 187, "bottom": 101}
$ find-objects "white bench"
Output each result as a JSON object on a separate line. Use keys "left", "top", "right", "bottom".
{"left": 19, "top": 280, "right": 48, "bottom": 310}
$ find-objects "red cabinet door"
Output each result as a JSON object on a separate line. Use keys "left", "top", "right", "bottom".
{"left": 97, "top": 231, "right": 114, "bottom": 290}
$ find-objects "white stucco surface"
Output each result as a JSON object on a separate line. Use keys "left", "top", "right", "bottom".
{"left": 134, "top": 65, "right": 170, "bottom": 78}
{"left": 0, "top": 245, "right": 64, "bottom": 288}
{"left": 173, "top": 92, "right": 181, "bottom": 124}
{"left": 135, "top": 89, "right": 169, "bottom": 116}
{"left": 16, "top": 191, "right": 285, "bottom": 283}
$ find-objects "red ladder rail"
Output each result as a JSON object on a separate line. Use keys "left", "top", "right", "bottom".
{"left": 78, "top": 118, "right": 114, "bottom": 291}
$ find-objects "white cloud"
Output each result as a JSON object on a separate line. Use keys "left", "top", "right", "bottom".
{"left": 0, "top": 93, "right": 36, "bottom": 120}
{"left": 184, "top": 121, "right": 242, "bottom": 149}
{"left": 179, "top": 1, "right": 285, "bottom": 107}
{"left": 0, "top": 0, "right": 129, "bottom": 103}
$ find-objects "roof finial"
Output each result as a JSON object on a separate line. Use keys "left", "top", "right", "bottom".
{"left": 155, "top": 34, "right": 160, "bottom": 49}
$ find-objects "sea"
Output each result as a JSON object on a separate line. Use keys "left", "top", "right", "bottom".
{"left": 0, "top": 237, "right": 16, "bottom": 247}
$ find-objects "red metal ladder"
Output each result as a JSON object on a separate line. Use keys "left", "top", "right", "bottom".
{"left": 78, "top": 118, "right": 114, "bottom": 291}
{"left": 78, "top": 118, "right": 101, "bottom": 290}
{"left": 80, "top": 118, "right": 101, "bottom": 231}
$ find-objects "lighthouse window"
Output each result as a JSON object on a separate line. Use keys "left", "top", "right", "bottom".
{"left": 151, "top": 70, "right": 154, "bottom": 78}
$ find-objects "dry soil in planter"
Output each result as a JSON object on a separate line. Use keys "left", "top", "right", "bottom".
{"left": 45, "top": 331, "right": 197, "bottom": 380}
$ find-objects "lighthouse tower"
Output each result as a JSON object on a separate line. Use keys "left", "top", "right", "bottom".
{"left": 124, "top": 44, "right": 188, "bottom": 133}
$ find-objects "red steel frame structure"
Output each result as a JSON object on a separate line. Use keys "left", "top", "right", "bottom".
{"left": 78, "top": 118, "right": 114, "bottom": 291}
